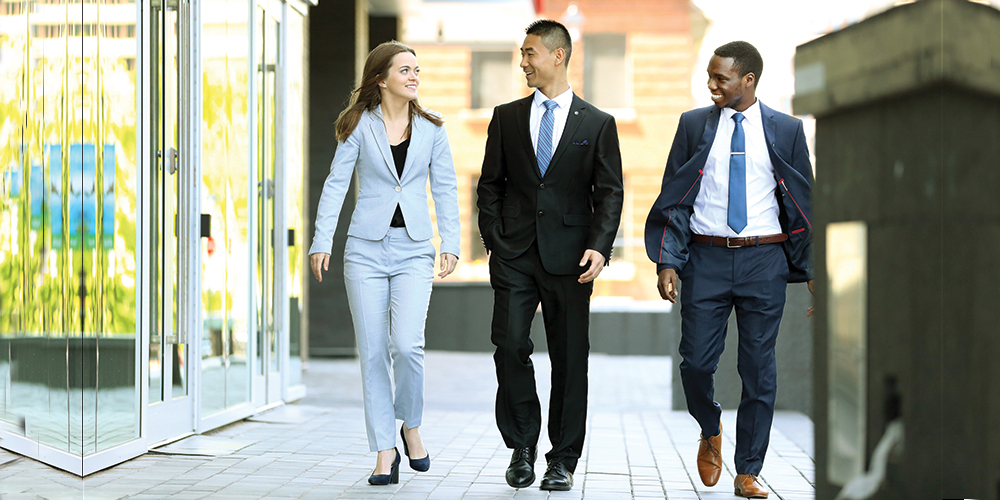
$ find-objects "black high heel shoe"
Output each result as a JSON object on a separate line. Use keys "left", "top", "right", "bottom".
{"left": 368, "top": 447, "right": 400, "bottom": 485}
{"left": 400, "top": 425, "right": 431, "bottom": 472}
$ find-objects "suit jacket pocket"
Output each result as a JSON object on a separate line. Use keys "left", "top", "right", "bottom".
{"left": 502, "top": 206, "right": 520, "bottom": 218}
{"left": 563, "top": 214, "right": 592, "bottom": 227}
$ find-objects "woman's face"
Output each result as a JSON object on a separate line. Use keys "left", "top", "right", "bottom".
{"left": 380, "top": 52, "right": 419, "bottom": 102}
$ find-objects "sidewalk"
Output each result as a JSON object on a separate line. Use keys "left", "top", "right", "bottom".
{"left": 0, "top": 352, "right": 815, "bottom": 499}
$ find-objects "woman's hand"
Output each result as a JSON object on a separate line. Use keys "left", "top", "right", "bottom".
{"left": 310, "top": 253, "right": 331, "bottom": 282}
{"left": 437, "top": 253, "right": 458, "bottom": 279}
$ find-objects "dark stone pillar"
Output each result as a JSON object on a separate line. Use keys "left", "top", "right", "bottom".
{"left": 305, "top": 3, "right": 399, "bottom": 357}
{"left": 306, "top": 0, "right": 362, "bottom": 356}
{"left": 368, "top": 16, "right": 398, "bottom": 49}
{"left": 794, "top": 1, "right": 1000, "bottom": 498}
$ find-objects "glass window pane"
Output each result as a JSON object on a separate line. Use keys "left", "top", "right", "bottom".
{"left": 284, "top": 8, "right": 305, "bottom": 389}
{"left": 201, "top": 0, "right": 250, "bottom": 414}
{"left": 583, "top": 34, "right": 628, "bottom": 109}
{"left": 471, "top": 51, "right": 512, "bottom": 110}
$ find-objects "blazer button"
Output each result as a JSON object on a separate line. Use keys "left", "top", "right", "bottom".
{"left": 537, "top": 210, "right": 544, "bottom": 217}
{"left": 539, "top": 182, "right": 545, "bottom": 189}
{"left": 395, "top": 186, "right": 401, "bottom": 192}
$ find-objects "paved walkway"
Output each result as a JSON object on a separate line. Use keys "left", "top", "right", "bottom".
{"left": 0, "top": 352, "right": 815, "bottom": 499}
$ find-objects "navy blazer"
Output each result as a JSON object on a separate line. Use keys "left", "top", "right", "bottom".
{"left": 643, "top": 101, "right": 813, "bottom": 283}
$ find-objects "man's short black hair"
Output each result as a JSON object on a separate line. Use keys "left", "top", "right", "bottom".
{"left": 526, "top": 20, "right": 573, "bottom": 65}
{"left": 714, "top": 41, "right": 763, "bottom": 87}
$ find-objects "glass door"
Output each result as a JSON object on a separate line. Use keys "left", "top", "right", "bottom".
{"left": 198, "top": 0, "right": 253, "bottom": 423}
{"left": 148, "top": 0, "right": 194, "bottom": 444}
{"left": 252, "top": 2, "right": 282, "bottom": 407}
{"left": 283, "top": 4, "right": 306, "bottom": 399}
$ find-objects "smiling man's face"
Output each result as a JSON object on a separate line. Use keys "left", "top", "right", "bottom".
{"left": 519, "top": 34, "right": 559, "bottom": 91}
{"left": 706, "top": 55, "right": 754, "bottom": 111}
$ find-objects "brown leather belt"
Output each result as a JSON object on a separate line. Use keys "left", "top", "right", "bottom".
{"left": 691, "top": 233, "right": 788, "bottom": 248}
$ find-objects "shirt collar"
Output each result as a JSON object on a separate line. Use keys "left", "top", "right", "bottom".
{"left": 533, "top": 87, "right": 574, "bottom": 110}
{"left": 722, "top": 98, "right": 760, "bottom": 126}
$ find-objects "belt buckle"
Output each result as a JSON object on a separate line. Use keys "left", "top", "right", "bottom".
{"left": 726, "top": 237, "right": 741, "bottom": 249}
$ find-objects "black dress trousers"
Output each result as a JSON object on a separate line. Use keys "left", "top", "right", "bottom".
{"left": 489, "top": 243, "right": 593, "bottom": 473}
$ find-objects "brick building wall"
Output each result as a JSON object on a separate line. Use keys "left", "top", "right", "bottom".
{"left": 409, "top": 0, "right": 706, "bottom": 300}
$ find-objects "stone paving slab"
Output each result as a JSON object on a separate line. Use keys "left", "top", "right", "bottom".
{"left": 0, "top": 352, "right": 815, "bottom": 499}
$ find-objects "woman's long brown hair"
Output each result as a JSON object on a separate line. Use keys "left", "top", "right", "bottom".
{"left": 334, "top": 41, "right": 443, "bottom": 142}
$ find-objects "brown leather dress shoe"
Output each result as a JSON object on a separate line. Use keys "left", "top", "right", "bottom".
{"left": 696, "top": 424, "right": 722, "bottom": 486}
{"left": 734, "top": 474, "right": 769, "bottom": 498}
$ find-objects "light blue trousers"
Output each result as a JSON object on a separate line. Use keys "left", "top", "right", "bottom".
{"left": 344, "top": 227, "right": 435, "bottom": 452}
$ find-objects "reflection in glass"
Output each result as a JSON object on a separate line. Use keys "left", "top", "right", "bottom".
{"left": 150, "top": 0, "right": 183, "bottom": 407}
{"left": 0, "top": 0, "right": 139, "bottom": 456}
{"left": 266, "top": 16, "right": 280, "bottom": 377}
{"left": 826, "top": 221, "right": 868, "bottom": 485}
{"left": 201, "top": 0, "right": 250, "bottom": 415}
{"left": 253, "top": 6, "right": 277, "bottom": 384}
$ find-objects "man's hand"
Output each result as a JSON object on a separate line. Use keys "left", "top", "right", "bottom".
{"left": 578, "top": 249, "right": 605, "bottom": 284}
{"left": 657, "top": 268, "right": 679, "bottom": 303}
{"left": 438, "top": 253, "right": 458, "bottom": 279}
{"left": 310, "top": 253, "right": 330, "bottom": 283}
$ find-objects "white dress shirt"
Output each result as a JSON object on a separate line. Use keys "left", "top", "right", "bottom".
{"left": 529, "top": 87, "right": 574, "bottom": 155}
{"left": 690, "top": 99, "right": 781, "bottom": 237}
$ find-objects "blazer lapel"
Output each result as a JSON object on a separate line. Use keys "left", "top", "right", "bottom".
{"left": 514, "top": 96, "right": 538, "bottom": 178}
{"left": 700, "top": 106, "right": 721, "bottom": 155}
{"left": 663, "top": 107, "right": 720, "bottom": 206}
{"left": 544, "top": 94, "right": 585, "bottom": 177}
{"left": 401, "top": 114, "right": 424, "bottom": 181}
{"left": 368, "top": 107, "right": 401, "bottom": 182}
{"left": 758, "top": 100, "right": 787, "bottom": 172}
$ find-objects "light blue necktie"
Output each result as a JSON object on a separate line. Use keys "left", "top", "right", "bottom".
{"left": 728, "top": 112, "right": 747, "bottom": 234}
{"left": 537, "top": 99, "right": 558, "bottom": 176}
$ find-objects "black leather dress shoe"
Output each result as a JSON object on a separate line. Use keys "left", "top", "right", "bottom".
{"left": 505, "top": 446, "right": 537, "bottom": 488}
{"left": 539, "top": 460, "right": 573, "bottom": 491}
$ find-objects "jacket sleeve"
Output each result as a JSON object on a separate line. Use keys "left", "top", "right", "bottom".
{"left": 645, "top": 113, "right": 695, "bottom": 273}
{"left": 308, "top": 129, "right": 360, "bottom": 256}
{"left": 784, "top": 118, "right": 814, "bottom": 282}
{"left": 476, "top": 106, "right": 506, "bottom": 253}
{"left": 587, "top": 115, "right": 624, "bottom": 263}
{"left": 428, "top": 122, "right": 461, "bottom": 258}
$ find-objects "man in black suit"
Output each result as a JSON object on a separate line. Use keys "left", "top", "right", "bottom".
{"left": 477, "top": 20, "right": 623, "bottom": 492}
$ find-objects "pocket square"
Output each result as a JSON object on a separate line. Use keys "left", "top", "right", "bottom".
{"left": 572, "top": 139, "right": 589, "bottom": 146}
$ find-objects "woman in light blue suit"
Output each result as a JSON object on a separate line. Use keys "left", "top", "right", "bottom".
{"left": 309, "top": 41, "right": 460, "bottom": 485}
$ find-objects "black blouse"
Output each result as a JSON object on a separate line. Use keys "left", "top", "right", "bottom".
{"left": 389, "top": 138, "right": 410, "bottom": 228}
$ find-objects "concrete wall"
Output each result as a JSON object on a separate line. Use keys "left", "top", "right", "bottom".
{"left": 794, "top": 1, "right": 1000, "bottom": 499}
{"left": 425, "top": 282, "right": 680, "bottom": 355}
{"left": 426, "top": 282, "right": 814, "bottom": 417}
{"left": 669, "top": 285, "right": 813, "bottom": 418}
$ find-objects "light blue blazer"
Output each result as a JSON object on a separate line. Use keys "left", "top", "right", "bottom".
{"left": 309, "top": 106, "right": 461, "bottom": 258}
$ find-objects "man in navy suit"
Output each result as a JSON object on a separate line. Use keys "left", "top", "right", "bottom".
{"left": 478, "top": 20, "right": 623, "bottom": 492}
{"left": 644, "top": 41, "right": 813, "bottom": 499}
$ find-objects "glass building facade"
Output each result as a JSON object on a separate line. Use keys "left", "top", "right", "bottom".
{"left": 0, "top": 0, "right": 309, "bottom": 474}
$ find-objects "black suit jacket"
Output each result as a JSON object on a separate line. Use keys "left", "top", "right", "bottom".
{"left": 478, "top": 93, "right": 624, "bottom": 276}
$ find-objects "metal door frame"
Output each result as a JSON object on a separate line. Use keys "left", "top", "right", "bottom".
{"left": 250, "top": 0, "right": 287, "bottom": 411}
{"left": 143, "top": 0, "right": 199, "bottom": 446}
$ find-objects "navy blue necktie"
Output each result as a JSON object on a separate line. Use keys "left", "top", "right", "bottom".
{"left": 537, "top": 100, "right": 558, "bottom": 176}
{"left": 728, "top": 112, "right": 747, "bottom": 234}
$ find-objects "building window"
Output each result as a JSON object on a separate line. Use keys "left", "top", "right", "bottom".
{"left": 583, "top": 33, "right": 628, "bottom": 109}
{"left": 470, "top": 51, "right": 512, "bottom": 110}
